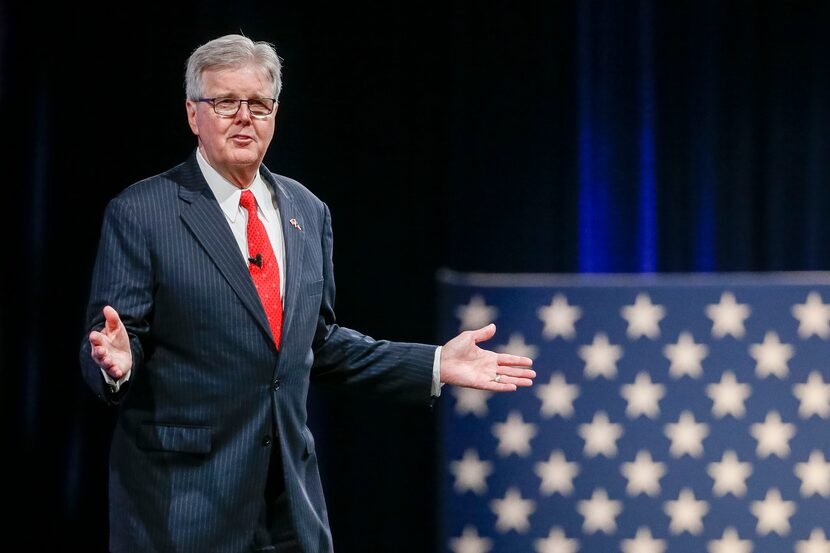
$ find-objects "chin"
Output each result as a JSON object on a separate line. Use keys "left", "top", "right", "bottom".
{"left": 228, "top": 152, "right": 260, "bottom": 165}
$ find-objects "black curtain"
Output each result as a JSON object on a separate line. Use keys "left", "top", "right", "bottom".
{"left": 3, "top": 1, "right": 830, "bottom": 551}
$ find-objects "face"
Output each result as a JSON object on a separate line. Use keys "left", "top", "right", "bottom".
{"left": 186, "top": 64, "right": 277, "bottom": 186}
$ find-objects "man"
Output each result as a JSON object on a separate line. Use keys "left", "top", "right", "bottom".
{"left": 80, "top": 34, "right": 535, "bottom": 553}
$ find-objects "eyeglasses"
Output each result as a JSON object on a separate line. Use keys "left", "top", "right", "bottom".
{"left": 197, "top": 97, "right": 277, "bottom": 118}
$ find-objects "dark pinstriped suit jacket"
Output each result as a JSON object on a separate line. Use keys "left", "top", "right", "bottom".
{"left": 79, "top": 153, "right": 436, "bottom": 553}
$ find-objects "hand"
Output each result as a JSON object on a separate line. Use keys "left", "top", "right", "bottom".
{"left": 440, "top": 324, "right": 536, "bottom": 391}
{"left": 88, "top": 305, "right": 133, "bottom": 380}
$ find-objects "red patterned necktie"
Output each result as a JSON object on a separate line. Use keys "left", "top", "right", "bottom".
{"left": 239, "top": 190, "right": 283, "bottom": 349}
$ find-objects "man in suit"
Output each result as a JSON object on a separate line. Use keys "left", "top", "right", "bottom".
{"left": 80, "top": 34, "right": 535, "bottom": 553}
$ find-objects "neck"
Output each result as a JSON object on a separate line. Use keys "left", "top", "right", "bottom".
{"left": 222, "top": 167, "right": 258, "bottom": 189}
{"left": 198, "top": 145, "right": 259, "bottom": 189}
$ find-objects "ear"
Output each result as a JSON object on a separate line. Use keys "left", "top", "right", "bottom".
{"left": 186, "top": 99, "right": 199, "bottom": 136}
{"left": 271, "top": 103, "right": 279, "bottom": 130}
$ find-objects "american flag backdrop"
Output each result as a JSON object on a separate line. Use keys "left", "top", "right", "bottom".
{"left": 437, "top": 271, "right": 830, "bottom": 553}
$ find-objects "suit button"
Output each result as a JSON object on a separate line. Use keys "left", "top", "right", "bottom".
{"left": 272, "top": 378, "right": 281, "bottom": 391}
{"left": 262, "top": 436, "right": 272, "bottom": 447}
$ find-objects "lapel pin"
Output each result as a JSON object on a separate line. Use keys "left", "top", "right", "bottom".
{"left": 290, "top": 218, "right": 302, "bottom": 231}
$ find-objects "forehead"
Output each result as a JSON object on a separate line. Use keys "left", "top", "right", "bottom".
{"left": 201, "top": 65, "right": 273, "bottom": 96}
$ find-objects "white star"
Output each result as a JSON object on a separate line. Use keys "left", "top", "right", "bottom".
{"left": 750, "top": 488, "right": 796, "bottom": 536}
{"left": 536, "top": 373, "right": 580, "bottom": 418}
{"left": 492, "top": 411, "right": 537, "bottom": 457}
{"left": 578, "top": 411, "right": 623, "bottom": 458}
{"left": 664, "top": 411, "right": 709, "bottom": 458}
{"left": 792, "top": 292, "right": 830, "bottom": 339}
{"left": 490, "top": 487, "right": 535, "bottom": 533}
{"left": 706, "top": 292, "right": 751, "bottom": 339}
{"left": 537, "top": 293, "right": 582, "bottom": 340}
{"left": 452, "top": 387, "right": 493, "bottom": 417}
{"left": 706, "top": 371, "right": 751, "bottom": 418}
{"left": 449, "top": 449, "right": 493, "bottom": 495}
{"left": 621, "top": 450, "right": 666, "bottom": 497}
{"left": 621, "top": 527, "right": 666, "bottom": 553}
{"left": 449, "top": 525, "right": 493, "bottom": 553}
{"left": 577, "top": 488, "right": 622, "bottom": 535}
{"left": 620, "top": 293, "right": 666, "bottom": 340}
{"left": 749, "top": 331, "right": 794, "bottom": 379}
{"left": 707, "top": 450, "right": 753, "bottom": 497}
{"left": 797, "top": 528, "right": 830, "bottom": 553}
{"left": 750, "top": 411, "right": 796, "bottom": 458}
{"left": 620, "top": 372, "right": 665, "bottom": 419}
{"left": 794, "top": 450, "right": 830, "bottom": 497}
{"left": 664, "top": 488, "right": 708, "bottom": 535}
{"left": 707, "top": 527, "right": 753, "bottom": 553}
{"left": 535, "top": 450, "right": 580, "bottom": 496}
{"left": 455, "top": 295, "right": 498, "bottom": 331}
{"left": 497, "top": 333, "right": 540, "bottom": 359}
{"left": 793, "top": 371, "right": 830, "bottom": 418}
{"left": 579, "top": 333, "right": 623, "bottom": 379}
{"left": 534, "top": 527, "right": 579, "bottom": 553}
{"left": 663, "top": 332, "right": 708, "bottom": 379}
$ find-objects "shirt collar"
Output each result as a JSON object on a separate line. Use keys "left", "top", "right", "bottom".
{"left": 195, "top": 148, "right": 272, "bottom": 223}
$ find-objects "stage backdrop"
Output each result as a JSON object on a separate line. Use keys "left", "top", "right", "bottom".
{"left": 4, "top": 2, "right": 830, "bottom": 551}
{"left": 439, "top": 271, "right": 830, "bottom": 553}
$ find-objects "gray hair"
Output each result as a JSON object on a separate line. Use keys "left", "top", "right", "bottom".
{"left": 185, "top": 34, "right": 282, "bottom": 100}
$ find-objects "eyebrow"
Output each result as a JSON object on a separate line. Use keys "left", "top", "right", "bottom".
{"left": 207, "top": 93, "right": 272, "bottom": 99}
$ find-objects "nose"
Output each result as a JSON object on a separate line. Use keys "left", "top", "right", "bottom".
{"left": 234, "top": 101, "right": 253, "bottom": 122}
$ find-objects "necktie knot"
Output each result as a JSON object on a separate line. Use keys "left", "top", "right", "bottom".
{"left": 239, "top": 189, "right": 257, "bottom": 213}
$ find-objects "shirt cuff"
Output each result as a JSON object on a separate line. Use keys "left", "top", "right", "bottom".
{"left": 431, "top": 346, "right": 444, "bottom": 397}
{"left": 101, "top": 368, "right": 131, "bottom": 393}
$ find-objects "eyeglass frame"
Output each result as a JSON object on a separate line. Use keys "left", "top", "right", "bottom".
{"left": 196, "top": 97, "right": 278, "bottom": 118}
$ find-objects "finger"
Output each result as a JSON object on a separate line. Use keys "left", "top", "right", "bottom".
{"left": 494, "top": 375, "right": 534, "bottom": 388}
{"left": 496, "top": 353, "right": 533, "bottom": 367}
{"left": 109, "top": 368, "right": 124, "bottom": 379}
{"left": 103, "top": 360, "right": 124, "bottom": 379}
{"left": 92, "top": 345, "right": 109, "bottom": 361}
{"left": 496, "top": 367, "right": 537, "bottom": 380}
{"left": 99, "top": 353, "right": 127, "bottom": 379}
{"left": 89, "top": 331, "right": 106, "bottom": 347}
{"left": 471, "top": 323, "right": 496, "bottom": 344}
{"left": 103, "top": 305, "right": 122, "bottom": 334}
{"left": 95, "top": 348, "right": 114, "bottom": 368}
{"left": 90, "top": 343, "right": 108, "bottom": 363}
{"left": 482, "top": 381, "right": 518, "bottom": 392}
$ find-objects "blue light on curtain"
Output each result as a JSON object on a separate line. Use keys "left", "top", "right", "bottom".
{"left": 692, "top": 5, "right": 718, "bottom": 272}
{"left": 577, "top": 0, "right": 609, "bottom": 273}
{"left": 578, "top": 0, "right": 657, "bottom": 273}
{"left": 637, "top": 0, "right": 656, "bottom": 273}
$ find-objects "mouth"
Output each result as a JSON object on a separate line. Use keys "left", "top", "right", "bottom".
{"left": 230, "top": 135, "right": 254, "bottom": 145}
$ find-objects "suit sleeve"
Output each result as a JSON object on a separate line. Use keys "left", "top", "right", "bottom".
{"left": 79, "top": 196, "right": 153, "bottom": 405}
{"left": 309, "top": 203, "right": 436, "bottom": 405}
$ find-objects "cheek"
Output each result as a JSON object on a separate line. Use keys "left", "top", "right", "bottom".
{"left": 199, "top": 119, "right": 226, "bottom": 144}
{"left": 260, "top": 122, "right": 276, "bottom": 143}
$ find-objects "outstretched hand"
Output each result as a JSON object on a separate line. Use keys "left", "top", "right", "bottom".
{"left": 440, "top": 324, "right": 536, "bottom": 391}
{"left": 88, "top": 305, "right": 133, "bottom": 380}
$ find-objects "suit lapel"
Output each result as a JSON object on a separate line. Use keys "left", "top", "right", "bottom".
{"left": 261, "top": 167, "right": 306, "bottom": 345}
{"left": 176, "top": 155, "right": 275, "bottom": 347}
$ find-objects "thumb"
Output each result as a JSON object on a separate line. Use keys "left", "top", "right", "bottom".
{"left": 103, "top": 305, "right": 122, "bottom": 333}
{"left": 471, "top": 323, "right": 496, "bottom": 344}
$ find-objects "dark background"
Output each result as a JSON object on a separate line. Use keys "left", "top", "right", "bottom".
{"left": 2, "top": 1, "right": 829, "bottom": 551}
